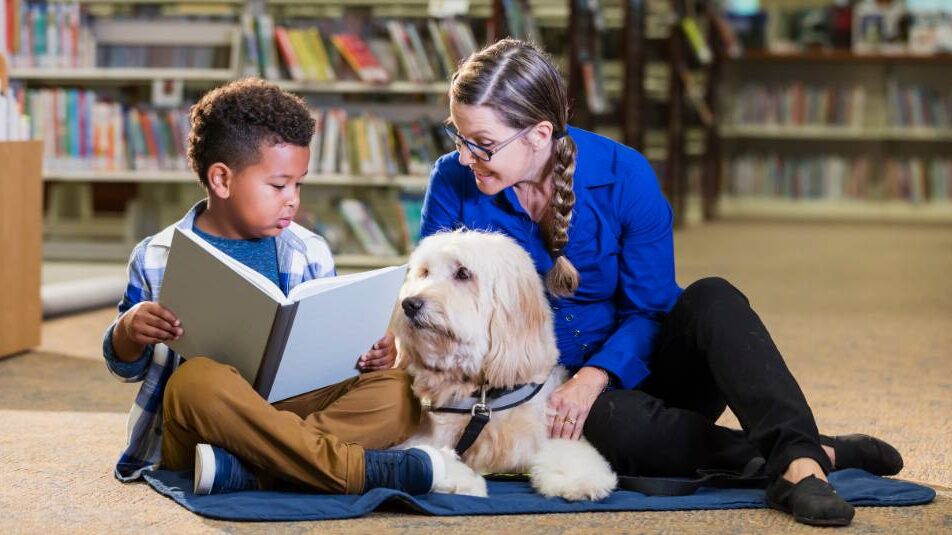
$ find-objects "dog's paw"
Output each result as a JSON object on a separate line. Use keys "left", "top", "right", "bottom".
{"left": 530, "top": 439, "right": 617, "bottom": 501}
{"left": 431, "top": 447, "right": 488, "bottom": 497}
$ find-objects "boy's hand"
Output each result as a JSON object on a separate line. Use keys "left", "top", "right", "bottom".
{"left": 358, "top": 332, "right": 396, "bottom": 372}
{"left": 118, "top": 302, "right": 183, "bottom": 346}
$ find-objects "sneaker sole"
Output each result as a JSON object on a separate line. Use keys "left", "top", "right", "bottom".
{"left": 194, "top": 443, "right": 217, "bottom": 495}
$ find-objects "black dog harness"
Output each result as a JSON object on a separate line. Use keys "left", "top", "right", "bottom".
{"left": 426, "top": 382, "right": 545, "bottom": 455}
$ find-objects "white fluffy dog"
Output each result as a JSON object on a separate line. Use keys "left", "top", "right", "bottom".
{"left": 394, "top": 230, "right": 618, "bottom": 501}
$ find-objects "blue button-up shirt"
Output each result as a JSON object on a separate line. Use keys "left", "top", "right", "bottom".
{"left": 420, "top": 126, "right": 683, "bottom": 389}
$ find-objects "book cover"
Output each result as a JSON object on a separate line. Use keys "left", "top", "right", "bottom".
{"left": 339, "top": 197, "right": 399, "bottom": 256}
{"left": 274, "top": 26, "right": 304, "bottom": 82}
{"left": 160, "top": 228, "right": 407, "bottom": 402}
{"left": 255, "top": 14, "right": 281, "bottom": 80}
{"left": 303, "top": 27, "right": 336, "bottom": 81}
{"left": 331, "top": 33, "right": 390, "bottom": 84}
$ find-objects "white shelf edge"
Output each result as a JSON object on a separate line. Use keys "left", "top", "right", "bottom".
{"left": 276, "top": 80, "right": 449, "bottom": 95}
{"left": 717, "top": 197, "right": 952, "bottom": 223}
{"left": 720, "top": 125, "right": 952, "bottom": 142}
{"left": 11, "top": 67, "right": 238, "bottom": 82}
{"left": 42, "top": 170, "right": 429, "bottom": 188}
{"left": 77, "top": 0, "right": 243, "bottom": 3}
{"left": 332, "top": 254, "right": 408, "bottom": 269}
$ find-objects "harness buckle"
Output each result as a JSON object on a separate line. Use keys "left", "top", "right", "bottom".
{"left": 471, "top": 384, "right": 491, "bottom": 417}
{"left": 471, "top": 402, "right": 492, "bottom": 417}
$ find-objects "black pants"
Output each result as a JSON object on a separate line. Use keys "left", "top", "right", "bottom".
{"left": 583, "top": 277, "right": 832, "bottom": 480}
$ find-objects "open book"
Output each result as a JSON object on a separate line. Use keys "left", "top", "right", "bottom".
{"left": 159, "top": 228, "right": 407, "bottom": 402}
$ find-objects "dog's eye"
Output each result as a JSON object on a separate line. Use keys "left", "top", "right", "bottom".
{"left": 454, "top": 267, "right": 471, "bottom": 281}
{"left": 418, "top": 267, "right": 428, "bottom": 279}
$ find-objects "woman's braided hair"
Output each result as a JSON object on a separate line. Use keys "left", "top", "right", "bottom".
{"left": 450, "top": 39, "right": 580, "bottom": 296}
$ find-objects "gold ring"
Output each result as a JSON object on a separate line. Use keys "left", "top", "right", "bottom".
{"left": 565, "top": 417, "right": 577, "bottom": 425}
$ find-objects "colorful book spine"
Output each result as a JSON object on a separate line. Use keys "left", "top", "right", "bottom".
{"left": 273, "top": 26, "right": 304, "bottom": 82}
{"left": 331, "top": 33, "right": 389, "bottom": 84}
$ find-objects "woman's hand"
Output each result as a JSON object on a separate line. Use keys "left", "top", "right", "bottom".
{"left": 547, "top": 366, "right": 610, "bottom": 440}
{"left": 358, "top": 331, "right": 397, "bottom": 372}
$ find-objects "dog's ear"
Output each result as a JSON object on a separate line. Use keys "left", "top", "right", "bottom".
{"left": 484, "top": 263, "right": 558, "bottom": 386}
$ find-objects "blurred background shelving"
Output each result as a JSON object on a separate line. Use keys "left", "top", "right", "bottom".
{"left": 3, "top": 0, "right": 951, "bottom": 271}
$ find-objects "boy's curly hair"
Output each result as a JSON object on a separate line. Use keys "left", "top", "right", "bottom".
{"left": 187, "top": 78, "right": 315, "bottom": 188}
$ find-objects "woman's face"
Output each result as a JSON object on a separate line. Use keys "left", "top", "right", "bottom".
{"left": 448, "top": 101, "right": 552, "bottom": 196}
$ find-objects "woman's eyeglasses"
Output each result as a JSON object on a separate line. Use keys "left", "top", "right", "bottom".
{"left": 442, "top": 124, "right": 532, "bottom": 162}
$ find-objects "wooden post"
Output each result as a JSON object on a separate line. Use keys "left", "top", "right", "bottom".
{"left": 666, "top": 0, "right": 687, "bottom": 227}
{"left": 702, "top": 0, "right": 723, "bottom": 220}
{"left": 622, "top": 0, "right": 646, "bottom": 151}
{"left": 567, "top": 0, "right": 594, "bottom": 131}
{"left": 490, "top": 0, "right": 507, "bottom": 43}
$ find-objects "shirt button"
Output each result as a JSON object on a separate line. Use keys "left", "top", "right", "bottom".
{"left": 581, "top": 343, "right": 590, "bottom": 350}
{"left": 565, "top": 314, "right": 573, "bottom": 322}
{"left": 573, "top": 329, "right": 581, "bottom": 337}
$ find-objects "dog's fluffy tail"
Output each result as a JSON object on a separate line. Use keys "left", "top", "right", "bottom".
{"left": 530, "top": 439, "right": 617, "bottom": 501}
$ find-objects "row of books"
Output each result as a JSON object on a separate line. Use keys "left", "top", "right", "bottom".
{"left": 296, "top": 193, "right": 423, "bottom": 257}
{"left": 731, "top": 83, "right": 867, "bottom": 128}
{"left": 883, "top": 157, "right": 952, "bottom": 203}
{"left": 887, "top": 81, "right": 952, "bottom": 129}
{"left": 13, "top": 86, "right": 455, "bottom": 177}
{"left": 97, "top": 44, "right": 225, "bottom": 70}
{"left": 724, "top": 1, "right": 952, "bottom": 55}
{"left": 2, "top": 0, "right": 95, "bottom": 69}
{"left": 728, "top": 153, "right": 952, "bottom": 202}
{"left": 246, "top": 14, "right": 477, "bottom": 84}
{"left": 19, "top": 86, "right": 191, "bottom": 172}
{"left": 309, "top": 109, "right": 451, "bottom": 178}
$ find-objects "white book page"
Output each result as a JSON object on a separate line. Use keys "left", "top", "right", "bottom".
{"left": 267, "top": 264, "right": 407, "bottom": 402}
{"left": 288, "top": 264, "right": 407, "bottom": 302}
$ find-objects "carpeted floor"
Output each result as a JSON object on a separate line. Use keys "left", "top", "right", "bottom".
{"left": 1, "top": 220, "right": 949, "bottom": 533}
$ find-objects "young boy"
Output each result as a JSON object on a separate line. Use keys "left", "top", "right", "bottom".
{"left": 103, "top": 79, "right": 444, "bottom": 496}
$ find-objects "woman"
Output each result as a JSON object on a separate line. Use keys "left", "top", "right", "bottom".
{"left": 403, "top": 38, "right": 902, "bottom": 526}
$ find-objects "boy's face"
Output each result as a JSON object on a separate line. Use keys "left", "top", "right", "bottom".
{"left": 218, "top": 143, "right": 309, "bottom": 239}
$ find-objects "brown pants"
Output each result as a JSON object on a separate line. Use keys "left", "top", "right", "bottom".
{"left": 160, "top": 356, "right": 420, "bottom": 494}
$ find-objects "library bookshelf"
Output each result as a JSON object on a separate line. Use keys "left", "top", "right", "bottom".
{"left": 7, "top": 0, "right": 726, "bottom": 268}
{"left": 6, "top": 0, "right": 494, "bottom": 268}
{"left": 716, "top": 50, "right": 952, "bottom": 224}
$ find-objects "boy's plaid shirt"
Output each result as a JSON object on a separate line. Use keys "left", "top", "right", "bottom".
{"left": 101, "top": 201, "right": 335, "bottom": 481}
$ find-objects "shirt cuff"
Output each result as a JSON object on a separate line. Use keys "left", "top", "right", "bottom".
{"left": 102, "top": 324, "right": 152, "bottom": 379}
{"left": 585, "top": 351, "right": 650, "bottom": 391}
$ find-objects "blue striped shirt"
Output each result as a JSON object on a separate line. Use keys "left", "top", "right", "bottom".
{"left": 102, "top": 200, "right": 335, "bottom": 481}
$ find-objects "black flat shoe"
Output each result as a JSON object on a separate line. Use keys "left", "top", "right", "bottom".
{"left": 765, "top": 475, "right": 855, "bottom": 527}
{"left": 820, "top": 434, "right": 904, "bottom": 476}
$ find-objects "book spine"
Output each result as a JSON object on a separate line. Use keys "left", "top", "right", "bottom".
{"left": 254, "top": 302, "right": 298, "bottom": 402}
{"left": 274, "top": 26, "right": 303, "bottom": 82}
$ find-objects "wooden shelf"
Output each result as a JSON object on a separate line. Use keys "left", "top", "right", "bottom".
{"left": 733, "top": 50, "right": 952, "bottom": 65}
{"left": 76, "top": 0, "right": 243, "bottom": 3}
{"left": 717, "top": 197, "right": 952, "bottom": 223}
{"left": 720, "top": 125, "right": 952, "bottom": 142}
{"left": 335, "top": 254, "right": 407, "bottom": 269}
{"left": 42, "top": 170, "right": 429, "bottom": 188}
{"left": 42, "top": 241, "right": 409, "bottom": 267}
{"left": 11, "top": 67, "right": 237, "bottom": 83}
{"left": 276, "top": 80, "right": 449, "bottom": 95}
{"left": 76, "top": 0, "right": 247, "bottom": 5}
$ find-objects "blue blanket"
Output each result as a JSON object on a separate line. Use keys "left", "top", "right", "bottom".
{"left": 142, "top": 468, "right": 934, "bottom": 522}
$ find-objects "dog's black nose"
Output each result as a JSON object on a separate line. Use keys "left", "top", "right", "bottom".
{"left": 402, "top": 297, "right": 424, "bottom": 319}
